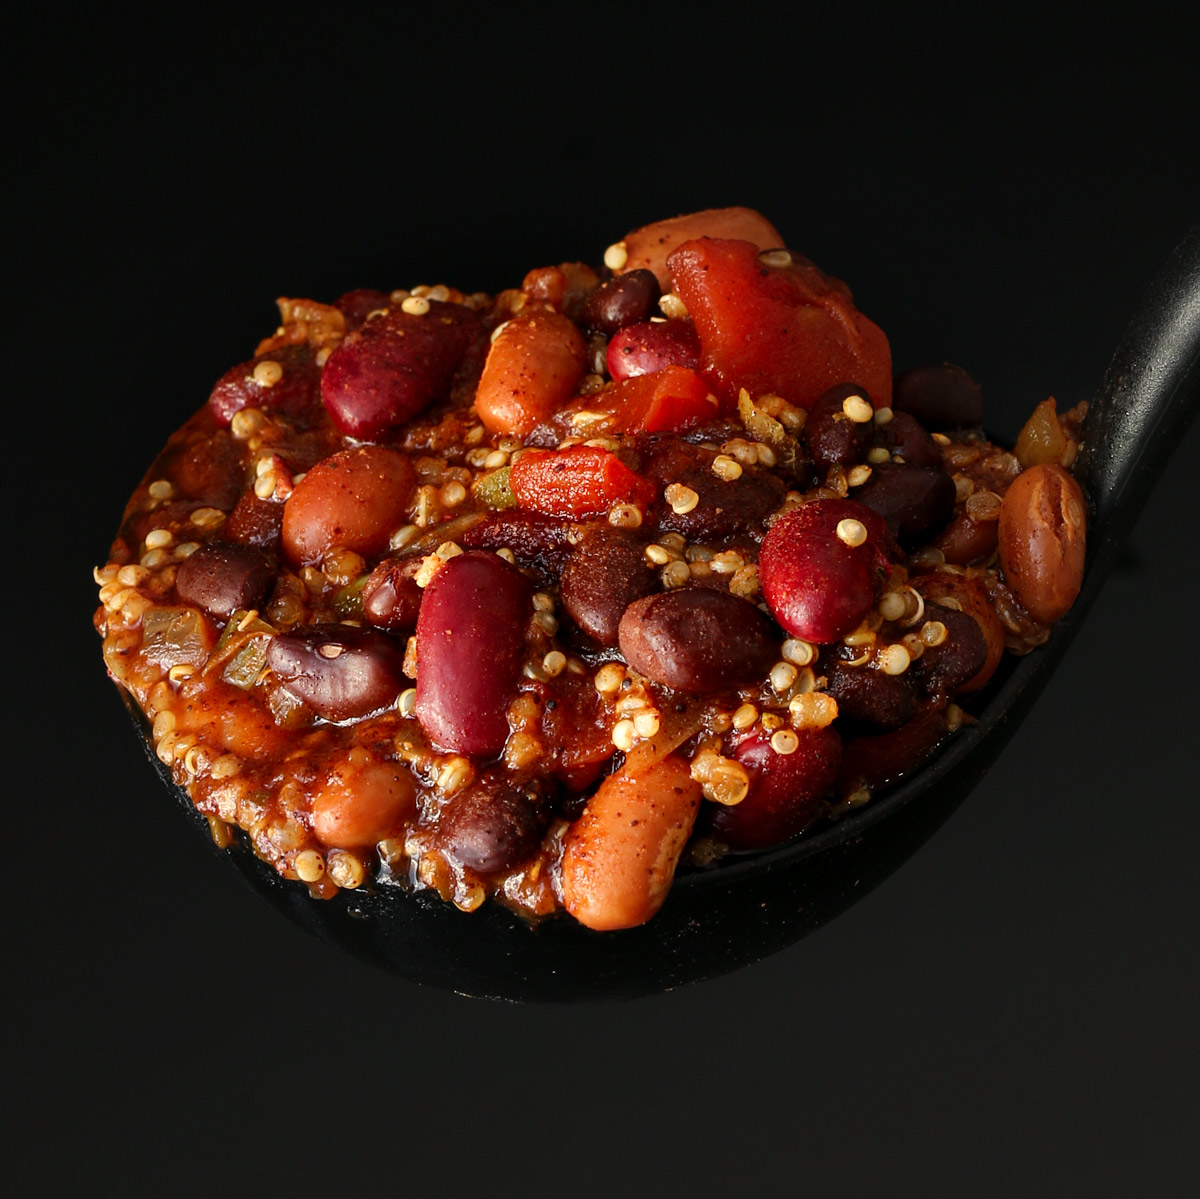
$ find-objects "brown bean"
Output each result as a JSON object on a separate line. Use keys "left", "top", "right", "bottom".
{"left": 998, "top": 463, "right": 1086, "bottom": 623}
{"left": 311, "top": 756, "right": 417, "bottom": 849}
{"left": 560, "top": 528, "right": 658, "bottom": 646}
{"left": 281, "top": 445, "right": 416, "bottom": 566}
{"left": 437, "top": 771, "right": 550, "bottom": 874}
{"left": 618, "top": 588, "right": 778, "bottom": 692}
{"left": 561, "top": 751, "right": 701, "bottom": 930}
{"left": 474, "top": 310, "right": 587, "bottom": 435}
{"left": 175, "top": 541, "right": 274, "bottom": 620}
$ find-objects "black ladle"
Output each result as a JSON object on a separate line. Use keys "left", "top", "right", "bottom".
{"left": 126, "top": 225, "right": 1200, "bottom": 1002}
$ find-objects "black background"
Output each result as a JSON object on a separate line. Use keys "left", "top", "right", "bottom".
{"left": 16, "top": 9, "right": 1199, "bottom": 1196}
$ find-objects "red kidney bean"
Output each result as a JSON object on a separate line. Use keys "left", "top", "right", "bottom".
{"left": 803, "top": 382, "right": 874, "bottom": 467}
{"left": 708, "top": 725, "right": 841, "bottom": 850}
{"left": 581, "top": 269, "right": 661, "bottom": 336}
{"left": 618, "top": 588, "right": 778, "bottom": 692}
{"left": 334, "top": 288, "right": 391, "bottom": 331}
{"left": 606, "top": 319, "right": 701, "bottom": 381}
{"left": 321, "top": 301, "right": 482, "bottom": 440}
{"left": 437, "top": 770, "right": 551, "bottom": 874}
{"left": 892, "top": 363, "right": 983, "bottom": 429}
{"left": 935, "top": 511, "right": 999, "bottom": 566}
{"left": 175, "top": 541, "right": 275, "bottom": 620}
{"left": 415, "top": 551, "right": 533, "bottom": 755}
{"left": 823, "top": 658, "right": 918, "bottom": 730}
{"left": 458, "top": 510, "right": 575, "bottom": 582}
{"left": 361, "top": 558, "right": 423, "bottom": 633}
{"left": 882, "top": 410, "right": 943, "bottom": 467}
{"left": 641, "top": 437, "right": 785, "bottom": 541}
{"left": 208, "top": 344, "right": 322, "bottom": 428}
{"left": 226, "top": 491, "right": 284, "bottom": 550}
{"left": 854, "top": 463, "right": 956, "bottom": 543}
{"left": 911, "top": 607, "right": 988, "bottom": 698}
{"left": 759, "top": 499, "right": 891, "bottom": 643}
{"left": 162, "top": 431, "right": 246, "bottom": 510}
{"left": 560, "top": 527, "right": 658, "bottom": 646}
{"left": 267, "top": 626, "right": 408, "bottom": 721}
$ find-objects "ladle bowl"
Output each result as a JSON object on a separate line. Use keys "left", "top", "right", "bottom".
{"left": 124, "top": 225, "right": 1200, "bottom": 1002}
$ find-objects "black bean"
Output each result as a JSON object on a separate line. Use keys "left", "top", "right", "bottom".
{"left": 560, "top": 527, "right": 658, "bottom": 646}
{"left": 824, "top": 659, "right": 919, "bottom": 730}
{"left": 175, "top": 541, "right": 274, "bottom": 620}
{"left": 892, "top": 363, "right": 983, "bottom": 430}
{"left": 804, "top": 383, "right": 874, "bottom": 467}
{"left": 580, "top": 270, "right": 660, "bottom": 336}
{"left": 883, "top": 410, "right": 943, "bottom": 468}
{"left": 855, "top": 463, "right": 956, "bottom": 543}
{"left": 913, "top": 608, "right": 988, "bottom": 698}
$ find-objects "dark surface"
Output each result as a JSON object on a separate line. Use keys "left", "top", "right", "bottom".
{"left": 16, "top": 10, "right": 1199, "bottom": 1196}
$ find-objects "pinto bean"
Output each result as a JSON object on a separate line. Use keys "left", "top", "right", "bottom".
{"left": 414, "top": 551, "right": 532, "bottom": 755}
{"left": 311, "top": 755, "right": 417, "bottom": 849}
{"left": 560, "top": 528, "right": 658, "bottom": 646}
{"left": 438, "top": 771, "right": 550, "bottom": 874}
{"left": 175, "top": 541, "right": 274, "bottom": 620}
{"left": 998, "top": 463, "right": 1086, "bottom": 623}
{"left": 281, "top": 445, "right": 416, "bottom": 566}
{"left": 561, "top": 751, "right": 701, "bottom": 930}
{"left": 267, "top": 626, "right": 408, "bottom": 721}
{"left": 474, "top": 310, "right": 587, "bottom": 435}
{"left": 618, "top": 588, "right": 778, "bottom": 692}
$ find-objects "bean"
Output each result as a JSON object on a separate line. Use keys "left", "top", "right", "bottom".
{"left": 321, "top": 301, "right": 482, "bottom": 440}
{"left": 226, "top": 490, "right": 284, "bottom": 550}
{"left": 414, "top": 551, "right": 532, "bottom": 755}
{"left": 709, "top": 725, "right": 841, "bottom": 850}
{"left": 606, "top": 319, "right": 700, "bottom": 381}
{"left": 208, "top": 344, "right": 321, "bottom": 428}
{"left": 560, "top": 527, "right": 658, "bottom": 646}
{"left": 910, "top": 606, "right": 988, "bottom": 699}
{"left": 581, "top": 269, "right": 661, "bottom": 336}
{"left": 267, "top": 626, "right": 408, "bottom": 721}
{"left": 935, "top": 511, "right": 998, "bottom": 566}
{"left": 759, "top": 499, "right": 891, "bottom": 643}
{"left": 883, "top": 410, "right": 943, "bottom": 468}
{"left": 892, "top": 363, "right": 983, "bottom": 430}
{"left": 175, "top": 541, "right": 274, "bottom": 620}
{"left": 561, "top": 751, "right": 701, "bottom": 930}
{"left": 458, "top": 510, "right": 574, "bottom": 583}
{"left": 618, "top": 588, "right": 778, "bottom": 692}
{"left": 616, "top": 206, "right": 784, "bottom": 288}
{"left": 998, "top": 463, "right": 1086, "bottom": 624}
{"left": 522, "top": 262, "right": 601, "bottom": 322}
{"left": 163, "top": 430, "right": 246, "bottom": 510}
{"left": 474, "top": 310, "right": 587, "bottom": 436}
{"left": 334, "top": 288, "right": 391, "bottom": 331}
{"left": 311, "top": 756, "right": 417, "bottom": 849}
{"left": 281, "top": 445, "right": 416, "bottom": 566}
{"left": 437, "top": 770, "right": 550, "bottom": 874}
{"left": 803, "top": 383, "right": 874, "bottom": 467}
{"left": 855, "top": 463, "right": 956, "bottom": 544}
{"left": 913, "top": 572, "right": 1006, "bottom": 693}
{"left": 837, "top": 704, "right": 951, "bottom": 796}
{"left": 361, "top": 559, "right": 423, "bottom": 633}
{"left": 823, "top": 659, "right": 918, "bottom": 730}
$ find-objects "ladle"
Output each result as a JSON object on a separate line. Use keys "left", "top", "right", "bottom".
{"left": 125, "top": 225, "right": 1200, "bottom": 1002}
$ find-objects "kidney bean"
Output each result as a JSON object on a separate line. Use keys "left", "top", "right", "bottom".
{"left": 361, "top": 558, "right": 423, "bottom": 632}
{"left": 581, "top": 269, "right": 661, "bottom": 336}
{"left": 334, "top": 288, "right": 391, "bottom": 331}
{"left": 913, "top": 572, "right": 1006, "bottom": 693}
{"left": 226, "top": 490, "right": 284, "bottom": 550}
{"left": 618, "top": 589, "right": 778, "bottom": 692}
{"left": 175, "top": 541, "right": 274, "bottom": 620}
{"left": 759, "top": 499, "right": 891, "bottom": 643}
{"left": 415, "top": 551, "right": 532, "bottom": 755}
{"left": 935, "top": 511, "right": 999, "bottom": 566}
{"left": 438, "top": 770, "right": 550, "bottom": 874}
{"left": 458, "top": 510, "right": 575, "bottom": 578}
{"left": 998, "top": 463, "right": 1086, "bottom": 624}
{"left": 561, "top": 752, "right": 701, "bottom": 930}
{"left": 823, "top": 659, "right": 918, "bottom": 730}
{"left": 910, "top": 606, "right": 988, "bottom": 699}
{"left": 321, "top": 301, "right": 482, "bottom": 440}
{"left": 708, "top": 725, "right": 841, "bottom": 850}
{"left": 208, "top": 344, "right": 321, "bottom": 428}
{"left": 281, "top": 445, "right": 416, "bottom": 566}
{"left": 560, "top": 527, "right": 658, "bottom": 646}
{"left": 267, "top": 625, "right": 408, "bottom": 721}
{"left": 641, "top": 437, "right": 785, "bottom": 541}
{"left": 474, "top": 310, "right": 587, "bottom": 436}
{"left": 803, "top": 383, "right": 874, "bottom": 466}
{"left": 606, "top": 319, "right": 701, "bottom": 382}
{"left": 855, "top": 463, "right": 956, "bottom": 543}
{"left": 892, "top": 363, "right": 983, "bottom": 430}
{"left": 163, "top": 430, "right": 247, "bottom": 510}
{"left": 311, "top": 755, "right": 417, "bottom": 849}
{"left": 616, "top": 206, "right": 784, "bottom": 288}
{"left": 883, "top": 410, "right": 943, "bottom": 468}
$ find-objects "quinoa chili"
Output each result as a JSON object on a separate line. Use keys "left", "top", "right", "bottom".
{"left": 94, "top": 207, "right": 1088, "bottom": 931}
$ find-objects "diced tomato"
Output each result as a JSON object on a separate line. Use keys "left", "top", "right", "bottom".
{"left": 600, "top": 366, "right": 718, "bottom": 433}
{"left": 667, "top": 237, "right": 892, "bottom": 409}
{"left": 509, "top": 446, "right": 656, "bottom": 517}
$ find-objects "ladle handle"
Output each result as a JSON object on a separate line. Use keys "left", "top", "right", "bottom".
{"left": 1079, "top": 224, "right": 1200, "bottom": 582}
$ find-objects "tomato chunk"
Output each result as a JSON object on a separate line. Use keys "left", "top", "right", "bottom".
{"left": 668, "top": 237, "right": 892, "bottom": 409}
{"left": 509, "top": 446, "right": 655, "bottom": 517}
{"left": 597, "top": 366, "right": 718, "bottom": 434}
